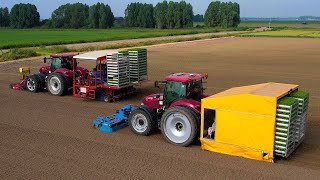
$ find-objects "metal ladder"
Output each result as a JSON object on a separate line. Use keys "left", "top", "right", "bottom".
{"left": 88, "top": 89, "right": 96, "bottom": 100}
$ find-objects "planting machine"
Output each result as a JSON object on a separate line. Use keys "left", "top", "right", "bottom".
{"left": 72, "top": 50, "right": 147, "bottom": 102}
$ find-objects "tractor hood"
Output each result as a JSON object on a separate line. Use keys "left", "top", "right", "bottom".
{"left": 143, "top": 93, "right": 163, "bottom": 109}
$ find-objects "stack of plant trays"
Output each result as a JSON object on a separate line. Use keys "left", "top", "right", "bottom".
{"left": 274, "top": 97, "right": 299, "bottom": 157}
{"left": 106, "top": 51, "right": 130, "bottom": 87}
{"left": 289, "top": 90, "right": 310, "bottom": 145}
{"left": 128, "top": 48, "right": 148, "bottom": 82}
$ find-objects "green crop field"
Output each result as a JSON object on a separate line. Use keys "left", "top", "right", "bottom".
{"left": 240, "top": 21, "right": 320, "bottom": 28}
{"left": 0, "top": 27, "right": 246, "bottom": 49}
{"left": 242, "top": 29, "right": 320, "bottom": 38}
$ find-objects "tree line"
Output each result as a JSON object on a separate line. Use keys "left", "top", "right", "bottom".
{"left": 50, "top": 3, "right": 114, "bottom": 28}
{"left": 0, "top": 1, "right": 240, "bottom": 29}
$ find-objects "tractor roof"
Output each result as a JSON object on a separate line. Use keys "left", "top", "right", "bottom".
{"left": 165, "top": 73, "right": 204, "bottom": 83}
{"left": 73, "top": 50, "right": 119, "bottom": 61}
{"left": 50, "top": 53, "right": 78, "bottom": 58}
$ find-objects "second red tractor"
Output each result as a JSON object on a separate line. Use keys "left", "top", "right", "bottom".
{"left": 128, "top": 73, "right": 208, "bottom": 146}
{"left": 24, "top": 53, "right": 88, "bottom": 95}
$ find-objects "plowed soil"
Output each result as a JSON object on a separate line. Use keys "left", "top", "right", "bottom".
{"left": 1, "top": 37, "right": 320, "bottom": 179}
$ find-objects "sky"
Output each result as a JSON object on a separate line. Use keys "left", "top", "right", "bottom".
{"left": 0, "top": 0, "right": 319, "bottom": 19}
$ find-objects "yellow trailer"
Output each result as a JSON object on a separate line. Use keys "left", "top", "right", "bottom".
{"left": 200, "top": 82, "right": 309, "bottom": 162}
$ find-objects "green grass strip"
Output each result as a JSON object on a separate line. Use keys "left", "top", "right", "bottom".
{"left": 278, "top": 96, "right": 299, "bottom": 106}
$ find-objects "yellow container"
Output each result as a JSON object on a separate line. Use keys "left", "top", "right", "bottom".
{"left": 200, "top": 82, "right": 299, "bottom": 162}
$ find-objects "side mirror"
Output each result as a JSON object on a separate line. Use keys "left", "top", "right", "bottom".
{"left": 43, "top": 57, "right": 47, "bottom": 63}
{"left": 154, "top": 81, "right": 160, "bottom": 88}
{"left": 205, "top": 73, "right": 208, "bottom": 79}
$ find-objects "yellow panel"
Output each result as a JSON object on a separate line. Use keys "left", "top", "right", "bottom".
{"left": 215, "top": 110, "right": 275, "bottom": 152}
{"left": 252, "top": 83, "right": 299, "bottom": 99}
{"left": 207, "top": 82, "right": 298, "bottom": 99}
{"left": 202, "top": 94, "right": 277, "bottom": 117}
{"left": 200, "top": 139, "right": 274, "bottom": 162}
{"left": 19, "top": 67, "right": 30, "bottom": 73}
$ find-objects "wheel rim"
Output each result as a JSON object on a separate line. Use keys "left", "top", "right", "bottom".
{"left": 48, "top": 76, "right": 61, "bottom": 95}
{"left": 27, "top": 78, "right": 36, "bottom": 91}
{"left": 164, "top": 112, "right": 191, "bottom": 144}
{"left": 104, "top": 95, "right": 110, "bottom": 102}
{"left": 131, "top": 114, "right": 148, "bottom": 133}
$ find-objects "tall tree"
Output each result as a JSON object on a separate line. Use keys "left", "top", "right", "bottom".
{"left": 89, "top": 3, "right": 114, "bottom": 29}
{"left": 51, "top": 3, "right": 89, "bottom": 28}
{"left": 154, "top": 1, "right": 168, "bottom": 29}
{"left": 88, "top": 3, "right": 100, "bottom": 28}
{"left": 10, "top": 3, "right": 40, "bottom": 28}
{"left": 204, "top": 1, "right": 240, "bottom": 27}
{"left": 155, "top": 1, "right": 193, "bottom": 29}
{"left": 125, "top": 2, "right": 154, "bottom": 28}
{"left": 166, "top": 1, "right": 175, "bottom": 29}
{"left": 105, "top": 4, "right": 115, "bottom": 28}
{"left": 0, "top": 7, "right": 10, "bottom": 27}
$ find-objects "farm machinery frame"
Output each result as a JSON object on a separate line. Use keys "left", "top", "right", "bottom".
{"left": 10, "top": 49, "right": 147, "bottom": 102}
{"left": 72, "top": 51, "right": 140, "bottom": 102}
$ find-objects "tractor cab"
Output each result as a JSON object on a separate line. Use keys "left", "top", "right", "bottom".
{"left": 42, "top": 53, "right": 78, "bottom": 73}
{"left": 151, "top": 73, "right": 207, "bottom": 109}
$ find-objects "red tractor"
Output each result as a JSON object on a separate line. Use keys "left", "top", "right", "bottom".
{"left": 14, "top": 53, "right": 88, "bottom": 96}
{"left": 128, "top": 73, "right": 208, "bottom": 146}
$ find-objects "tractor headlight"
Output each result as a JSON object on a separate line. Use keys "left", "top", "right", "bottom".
{"left": 141, "top": 100, "right": 146, "bottom": 106}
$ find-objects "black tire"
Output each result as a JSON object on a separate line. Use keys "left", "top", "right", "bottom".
{"left": 103, "top": 94, "right": 113, "bottom": 103}
{"left": 160, "top": 106, "right": 198, "bottom": 147}
{"left": 46, "top": 72, "right": 68, "bottom": 96}
{"left": 128, "top": 106, "right": 155, "bottom": 136}
{"left": 35, "top": 73, "right": 46, "bottom": 91}
{"left": 26, "top": 75, "right": 41, "bottom": 93}
{"left": 184, "top": 106, "right": 201, "bottom": 133}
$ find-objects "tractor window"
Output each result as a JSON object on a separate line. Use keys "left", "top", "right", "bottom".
{"left": 164, "top": 81, "right": 186, "bottom": 107}
{"left": 62, "top": 57, "right": 73, "bottom": 70}
{"left": 203, "top": 108, "right": 216, "bottom": 140}
{"left": 51, "top": 58, "right": 62, "bottom": 71}
{"left": 187, "top": 80, "right": 203, "bottom": 102}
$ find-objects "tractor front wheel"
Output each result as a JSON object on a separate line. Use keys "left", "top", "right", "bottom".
{"left": 160, "top": 106, "right": 198, "bottom": 147}
{"left": 26, "top": 75, "right": 41, "bottom": 93}
{"left": 128, "top": 107, "right": 155, "bottom": 136}
{"left": 47, "top": 73, "right": 68, "bottom": 96}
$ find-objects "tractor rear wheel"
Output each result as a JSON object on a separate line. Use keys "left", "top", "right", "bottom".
{"left": 128, "top": 107, "right": 155, "bottom": 136}
{"left": 47, "top": 73, "right": 68, "bottom": 96}
{"left": 26, "top": 75, "right": 41, "bottom": 93}
{"left": 160, "top": 106, "right": 198, "bottom": 147}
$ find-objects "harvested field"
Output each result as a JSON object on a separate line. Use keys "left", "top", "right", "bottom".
{"left": 0, "top": 37, "right": 320, "bottom": 179}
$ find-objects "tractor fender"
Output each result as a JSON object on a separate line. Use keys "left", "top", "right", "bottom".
{"left": 39, "top": 65, "right": 50, "bottom": 74}
{"left": 169, "top": 99, "right": 201, "bottom": 113}
{"left": 137, "top": 105, "right": 156, "bottom": 120}
{"left": 54, "top": 68, "right": 73, "bottom": 78}
{"left": 134, "top": 105, "right": 159, "bottom": 129}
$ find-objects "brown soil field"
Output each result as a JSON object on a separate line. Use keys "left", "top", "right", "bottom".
{"left": 1, "top": 37, "right": 320, "bottom": 179}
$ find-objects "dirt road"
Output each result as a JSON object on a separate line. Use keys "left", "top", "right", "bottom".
{"left": 1, "top": 37, "right": 320, "bottom": 179}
